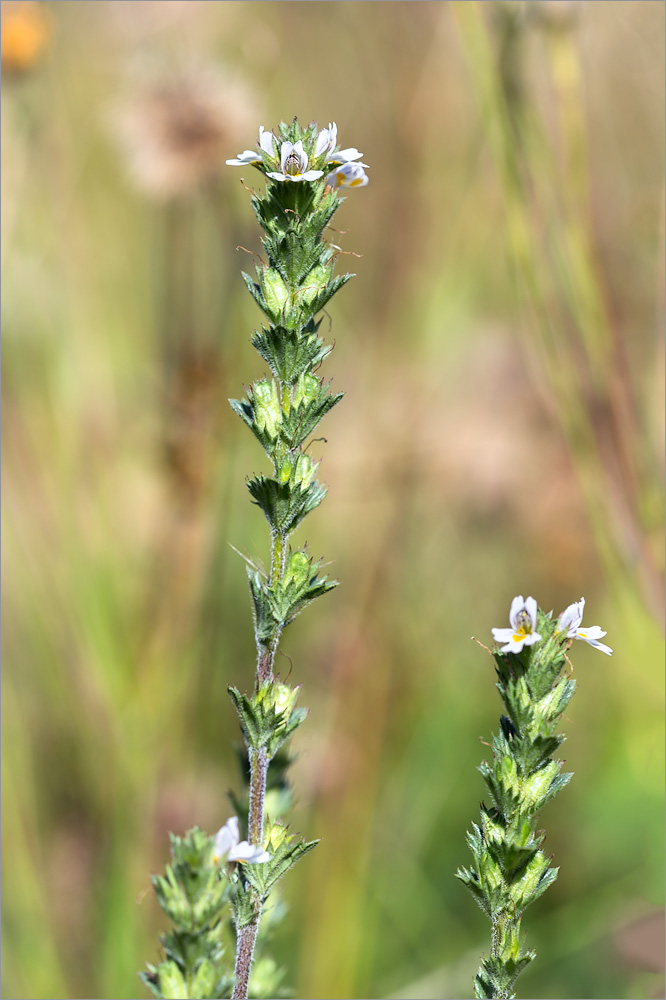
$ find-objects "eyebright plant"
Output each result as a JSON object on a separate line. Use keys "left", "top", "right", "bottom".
{"left": 225, "top": 117, "right": 366, "bottom": 999}
{"left": 456, "top": 595, "right": 611, "bottom": 999}
{"left": 141, "top": 118, "right": 367, "bottom": 1000}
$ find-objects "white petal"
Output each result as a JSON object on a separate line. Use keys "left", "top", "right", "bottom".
{"left": 500, "top": 636, "right": 527, "bottom": 654}
{"left": 226, "top": 150, "right": 261, "bottom": 166}
{"left": 558, "top": 599, "right": 584, "bottom": 636}
{"left": 266, "top": 171, "right": 287, "bottom": 181}
{"left": 327, "top": 146, "right": 363, "bottom": 162}
{"left": 314, "top": 128, "right": 330, "bottom": 158}
{"left": 280, "top": 141, "right": 294, "bottom": 173}
{"left": 521, "top": 631, "right": 542, "bottom": 647}
{"left": 259, "top": 127, "right": 276, "bottom": 155}
{"left": 524, "top": 596, "right": 538, "bottom": 629}
{"left": 213, "top": 816, "right": 240, "bottom": 860}
{"left": 301, "top": 169, "right": 324, "bottom": 180}
{"left": 491, "top": 628, "right": 514, "bottom": 643}
{"left": 508, "top": 596, "right": 526, "bottom": 628}
{"left": 576, "top": 630, "right": 612, "bottom": 655}
{"left": 228, "top": 841, "right": 270, "bottom": 863}
{"left": 292, "top": 140, "right": 307, "bottom": 172}
{"left": 579, "top": 625, "right": 607, "bottom": 640}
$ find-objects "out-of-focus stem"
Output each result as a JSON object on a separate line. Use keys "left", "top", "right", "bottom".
{"left": 452, "top": 1, "right": 664, "bottom": 621}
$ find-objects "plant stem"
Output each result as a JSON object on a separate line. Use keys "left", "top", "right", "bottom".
{"left": 232, "top": 915, "right": 260, "bottom": 1000}
{"left": 248, "top": 747, "right": 269, "bottom": 847}
{"left": 236, "top": 527, "right": 284, "bottom": 996}
{"left": 232, "top": 747, "right": 269, "bottom": 1000}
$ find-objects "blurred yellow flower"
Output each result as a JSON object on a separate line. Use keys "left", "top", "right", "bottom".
{"left": 1, "top": 0, "right": 49, "bottom": 73}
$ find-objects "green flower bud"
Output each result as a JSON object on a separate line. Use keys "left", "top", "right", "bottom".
{"left": 283, "top": 550, "right": 311, "bottom": 589}
{"left": 272, "top": 682, "right": 299, "bottom": 717}
{"left": 275, "top": 453, "right": 318, "bottom": 489}
{"left": 189, "top": 959, "right": 217, "bottom": 998}
{"left": 265, "top": 820, "right": 291, "bottom": 853}
{"left": 255, "top": 679, "right": 299, "bottom": 719}
{"left": 277, "top": 456, "right": 294, "bottom": 483}
{"left": 293, "top": 454, "right": 317, "bottom": 489}
{"left": 299, "top": 264, "right": 330, "bottom": 306}
{"left": 293, "top": 373, "right": 320, "bottom": 408}
{"left": 253, "top": 380, "right": 281, "bottom": 438}
{"left": 260, "top": 268, "right": 289, "bottom": 315}
{"left": 158, "top": 961, "right": 188, "bottom": 1000}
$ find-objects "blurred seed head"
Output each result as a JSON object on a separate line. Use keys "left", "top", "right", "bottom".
{"left": 530, "top": 0, "right": 581, "bottom": 29}
{"left": 113, "top": 61, "right": 257, "bottom": 199}
{"left": 1, "top": 0, "right": 49, "bottom": 73}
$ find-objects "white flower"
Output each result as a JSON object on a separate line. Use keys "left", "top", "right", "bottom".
{"left": 491, "top": 595, "right": 542, "bottom": 654}
{"left": 266, "top": 140, "right": 324, "bottom": 183}
{"left": 226, "top": 125, "right": 276, "bottom": 166}
{"left": 227, "top": 123, "right": 365, "bottom": 182}
{"left": 258, "top": 125, "right": 276, "bottom": 155}
{"left": 314, "top": 122, "right": 364, "bottom": 164}
{"left": 226, "top": 148, "right": 261, "bottom": 166}
{"left": 557, "top": 597, "right": 612, "bottom": 656}
{"left": 328, "top": 145, "right": 364, "bottom": 163}
{"left": 213, "top": 816, "right": 270, "bottom": 864}
{"left": 315, "top": 121, "right": 337, "bottom": 158}
{"left": 326, "top": 161, "right": 369, "bottom": 189}
{"left": 319, "top": 123, "right": 364, "bottom": 163}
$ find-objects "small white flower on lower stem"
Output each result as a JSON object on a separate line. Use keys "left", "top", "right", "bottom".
{"left": 491, "top": 595, "right": 542, "bottom": 654}
{"left": 213, "top": 816, "right": 270, "bottom": 865}
{"left": 266, "top": 140, "right": 324, "bottom": 183}
{"left": 326, "top": 161, "right": 369, "bottom": 189}
{"left": 558, "top": 597, "right": 612, "bottom": 656}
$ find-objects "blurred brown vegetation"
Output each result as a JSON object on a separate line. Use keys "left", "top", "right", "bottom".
{"left": 2, "top": 2, "right": 664, "bottom": 998}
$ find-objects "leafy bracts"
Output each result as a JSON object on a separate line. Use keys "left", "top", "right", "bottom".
{"left": 457, "top": 596, "right": 611, "bottom": 999}
{"left": 225, "top": 119, "right": 367, "bottom": 1000}
{"left": 141, "top": 829, "right": 234, "bottom": 1000}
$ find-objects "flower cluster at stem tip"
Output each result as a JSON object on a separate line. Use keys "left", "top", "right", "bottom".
{"left": 212, "top": 816, "right": 270, "bottom": 865}
{"left": 227, "top": 121, "right": 369, "bottom": 188}
{"left": 492, "top": 595, "right": 612, "bottom": 656}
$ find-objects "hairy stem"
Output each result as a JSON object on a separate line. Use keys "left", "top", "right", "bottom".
{"left": 248, "top": 747, "right": 269, "bottom": 847}
{"left": 232, "top": 914, "right": 261, "bottom": 1000}
{"left": 239, "top": 528, "right": 285, "bottom": 996}
{"left": 232, "top": 748, "right": 269, "bottom": 1000}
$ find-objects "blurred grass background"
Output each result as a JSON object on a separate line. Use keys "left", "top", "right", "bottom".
{"left": 1, "top": 2, "right": 664, "bottom": 998}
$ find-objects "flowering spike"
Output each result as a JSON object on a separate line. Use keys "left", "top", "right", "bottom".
{"left": 458, "top": 596, "right": 609, "bottom": 997}
{"left": 226, "top": 118, "right": 366, "bottom": 1000}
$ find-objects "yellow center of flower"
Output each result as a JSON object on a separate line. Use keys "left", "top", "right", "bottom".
{"left": 512, "top": 610, "right": 532, "bottom": 641}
